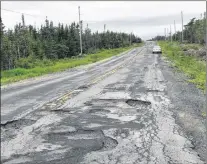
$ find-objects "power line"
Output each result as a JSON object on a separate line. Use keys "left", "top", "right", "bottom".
{"left": 2, "top": 8, "right": 45, "bottom": 18}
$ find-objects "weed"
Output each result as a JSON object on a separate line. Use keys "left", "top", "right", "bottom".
{"left": 158, "top": 41, "right": 206, "bottom": 92}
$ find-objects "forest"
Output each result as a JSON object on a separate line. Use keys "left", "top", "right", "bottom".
{"left": 0, "top": 15, "right": 142, "bottom": 71}
{"left": 152, "top": 12, "right": 206, "bottom": 44}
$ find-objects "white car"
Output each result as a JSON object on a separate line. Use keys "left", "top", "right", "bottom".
{"left": 152, "top": 46, "right": 162, "bottom": 54}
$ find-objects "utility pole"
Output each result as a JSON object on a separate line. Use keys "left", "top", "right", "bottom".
{"left": 104, "top": 24, "right": 106, "bottom": 33}
{"left": 78, "top": 6, "right": 82, "bottom": 56}
{"left": 164, "top": 28, "right": 166, "bottom": 40}
{"left": 130, "top": 33, "right": 132, "bottom": 45}
{"left": 170, "top": 25, "right": 172, "bottom": 42}
{"left": 181, "top": 11, "right": 184, "bottom": 43}
{"left": 174, "top": 20, "right": 176, "bottom": 41}
{"left": 167, "top": 28, "right": 169, "bottom": 41}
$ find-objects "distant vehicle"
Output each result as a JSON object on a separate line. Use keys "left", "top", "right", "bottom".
{"left": 152, "top": 46, "right": 162, "bottom": 54}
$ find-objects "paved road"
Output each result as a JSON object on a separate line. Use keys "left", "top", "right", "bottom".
{"left": 1, "top": 42, "right": 206, "bottom": 164}
{"left": 1, "top": 47, "right": 141, "bottom": 124}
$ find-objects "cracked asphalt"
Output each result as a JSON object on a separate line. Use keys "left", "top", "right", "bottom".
{"left": 1, "top": 42, "right": 206, "bottom": 164}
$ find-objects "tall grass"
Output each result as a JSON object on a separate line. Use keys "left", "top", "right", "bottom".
{"left": 1, "top": 43, "right": 143, "bottom": 85}
{"left": 158, "top": 41, "right": 206, "bottom": 92}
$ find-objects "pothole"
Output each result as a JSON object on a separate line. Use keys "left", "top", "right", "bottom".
{"left": 1, "top": 119, "right": 36, "bottom": 129}
{"left": 84, "top": 99, "right": 124, "bottom": 107}
{"left": 47, "top": 129, "right": 103, "bottom": 140}
{"left": 46, "top": 129, "right": 118, "bottom": 152}
{"left": 102, "top": 137, "right": 118, "bottom": 151}
{"left": 126, "top": 99, "right": 151, "bottom": 108}
{"left": 135, "top": 80, "right": 144, "bottom": 84}
{"left": 78, "top": 85, "right": 89, "bottom": 89}
{"left": 104, "top": 84, "right": 130, "bottom": 91}
{"left": 50, "top": 108, "right": 71, "bottom": 113}
{"left": 89, "top": 109, "right": 110, "bottom": 114}
{"left": 113, "top": 129, "right": 130, "bottom": 139}
{"left": 146, "top": 89, "right": 161, "bottom": 92}
{"left": 154, "top": 96, "right": 162, "bottom": 102}
{"left": 143, "top": 66, "right": 148, "bottom": 71}
{"left": 1, "top": 119, "right": 37, "bottom": 142}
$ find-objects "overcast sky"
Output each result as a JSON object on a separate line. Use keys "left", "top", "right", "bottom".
{"left": 1, "top": 1, "right": 206, "bottom": 40}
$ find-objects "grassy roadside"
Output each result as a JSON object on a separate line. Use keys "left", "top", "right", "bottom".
{"left": 158, "top": 41, "right": 206, "bottom": 93}
{"left": 1, "top": 43, "right": 143, "bottom": 85}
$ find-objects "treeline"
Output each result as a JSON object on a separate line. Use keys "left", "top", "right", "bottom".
{"left": 0, "top": 15, "right": 142, "bottom": 70}
{"left": 152, "top": 12, "right": 206, "bottom": 44}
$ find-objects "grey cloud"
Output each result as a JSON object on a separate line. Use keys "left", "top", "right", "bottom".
{"left": 85, "top": 13, "right": 202, "bottom": 27}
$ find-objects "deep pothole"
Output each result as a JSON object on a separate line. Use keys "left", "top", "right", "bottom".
{"left": 126, "top": 99, "right": 151, "bottom": 108}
